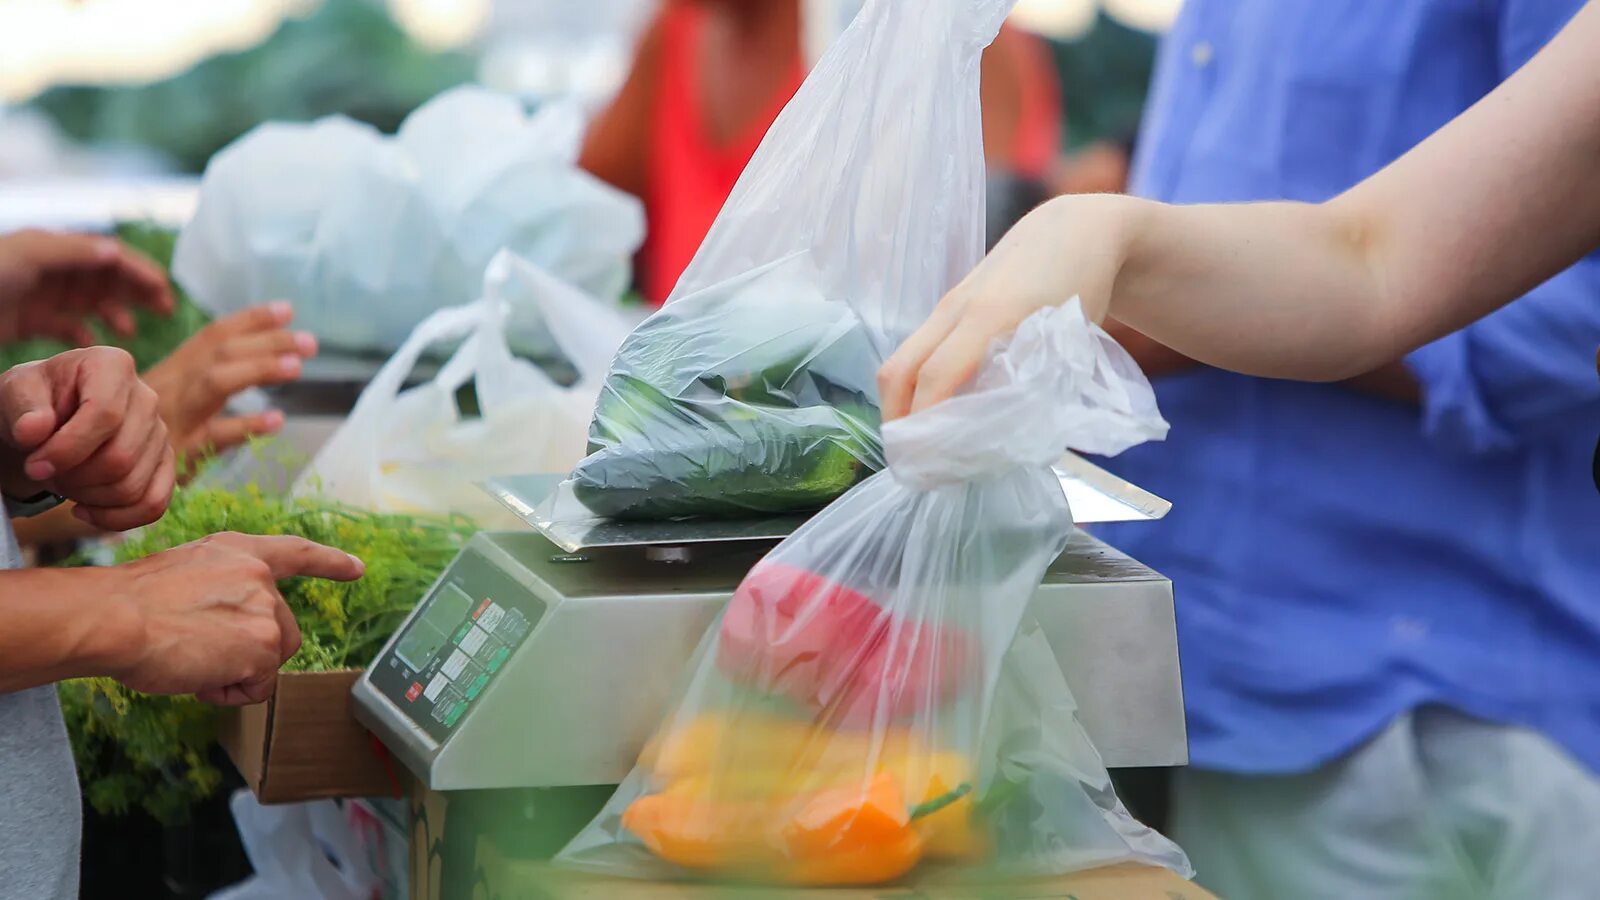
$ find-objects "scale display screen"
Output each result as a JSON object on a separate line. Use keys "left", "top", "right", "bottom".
{"left": 395, "top": 584, "right": 474, "bottom": 671}
{"left": 368, "top": 557, "right": 546, "bottom": 742}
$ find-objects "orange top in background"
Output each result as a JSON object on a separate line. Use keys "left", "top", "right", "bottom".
{"left": 639, "top": 6, "right": 1062, "bottom": 305}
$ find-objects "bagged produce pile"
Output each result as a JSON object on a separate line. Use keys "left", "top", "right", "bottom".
{"left": 298, "top": 250, "right": 633, "bottom": 526}
{"left": 557, "top": 301, "right": 1187, "bottom": 886}
{"left": 172, "top": 86, "right": 644, "bottom": 354}
{"left": 559, "top": 0, "right": 998, "bottom": 522}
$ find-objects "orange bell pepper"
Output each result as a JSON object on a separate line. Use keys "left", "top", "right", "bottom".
{"left": 620, "top": 783, "right": 774, "bottom": 871}
{"left": 623, "top": 765, "right": 983, "bottom": 885}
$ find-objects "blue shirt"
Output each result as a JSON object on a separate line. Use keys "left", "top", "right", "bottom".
{"left": 1097, "top": 0, "right": 1600, "bottom": 776}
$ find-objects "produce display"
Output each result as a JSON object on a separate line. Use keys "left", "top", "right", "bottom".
{"left": 59, "top": 479, "right": 473, "bottom": 822}
{"left": 568, "top": 272, "right": 884, "bottom": 520}
{"left": 0, "top": 221, "right": 209, "bottom": 373}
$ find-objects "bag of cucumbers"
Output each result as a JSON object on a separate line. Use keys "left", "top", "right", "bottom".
{"left": 561, "top": 0, "right": 998, "bottom": 521}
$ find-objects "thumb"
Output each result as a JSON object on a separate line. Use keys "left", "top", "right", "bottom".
{"left": 0, "top": 363, "right": 58, "bottom": 452}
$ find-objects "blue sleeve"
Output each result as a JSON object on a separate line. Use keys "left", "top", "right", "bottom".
{"left": 1401, "top": 0, "right": 1598, "bottom": 456}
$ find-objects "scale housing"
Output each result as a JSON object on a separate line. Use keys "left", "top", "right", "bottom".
{"left": 352, "top": 463, "right": 1187, "bottom": 792}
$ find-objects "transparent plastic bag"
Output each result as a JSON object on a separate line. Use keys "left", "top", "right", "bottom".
{"left": 297, "top": 251, "right": 630, "bottom": 525}
{"left": 557, "top": 302, "right": 1186, "bottom": 886}
{"left": 561, "top": 0, "right": 999, "bottom": 522}
{"left": 173, "top": 87, "right": 644, "bottom": 354}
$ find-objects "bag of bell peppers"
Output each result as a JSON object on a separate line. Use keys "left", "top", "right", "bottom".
{"left": 557, "top": 301, "right": 1192, "bottom": 886}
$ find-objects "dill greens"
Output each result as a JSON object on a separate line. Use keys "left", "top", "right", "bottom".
{"left": 59, "top": 481, "right": 474, "bottom": 822}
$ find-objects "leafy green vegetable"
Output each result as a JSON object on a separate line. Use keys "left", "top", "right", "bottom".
{"left": 0, "top": 221, "right": 210, "bottom": 374}
{"left": 59, "top": 476, "right": 474, "bottom": 822}
{"left": 573, "top": 357, "right": 881, "bottom": 521}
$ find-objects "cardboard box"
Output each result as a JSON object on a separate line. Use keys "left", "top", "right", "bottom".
{"left": 408, "top": 787, "right": 1215, "bottom": 900}
{"left": 217, "top": 669, "right": 407, "bottom": 804}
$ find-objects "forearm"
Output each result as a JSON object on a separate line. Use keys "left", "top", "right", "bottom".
{"left": 0, "top": 566, "right": 137, "bottom": 694}
{"left": 1111, "top": 2, "right": 1600, "bottom": 378}
{"left": 1107, "top": 196, "right": 1395, "bottom": 381}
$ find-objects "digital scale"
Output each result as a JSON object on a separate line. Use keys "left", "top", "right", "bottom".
{"left": 352, "top": 457, "right": 1189, "bottom": 794}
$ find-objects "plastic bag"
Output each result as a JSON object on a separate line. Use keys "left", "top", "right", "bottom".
{"left": 560, "top": 0, "right": 998, "bottom": 522}
{"left": 297, "top": 251, "right": 630, "bottom": 525}
{"left": 209, "top": 793, "right": 375, "bottom": 900}
{"left": 557, "top": 301, "right": 1187, "bottom": 886}
{"left": 173, "top": 86, "right": 644, "bottom": 354}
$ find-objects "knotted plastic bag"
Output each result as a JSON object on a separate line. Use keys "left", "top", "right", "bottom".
{"left": 297, "top": 251, "right": 631, "bottom": 526}
{"left": 560, "top": 0, "right": 1000, "bottom": 522}
{"left": 556, "top": 300, "right": 1189, "bottom": 886}
{"left": 173, "top": 87, "right": 643, "bottom": 354}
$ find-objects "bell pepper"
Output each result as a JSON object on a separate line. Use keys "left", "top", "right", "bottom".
{"left": 716, "top": 561, "right": 973, "bottom": 724}
{"left": 623, "top": 773, "right": 930, "bottom": 885}
{"left": 626, "top": 713, "right": 988, "bottom": 884}
{"left": 621, "top": 782, "right": 774, "bottom": 871}
{"left": 640, "top": 712, "right": 923, "bottom": 781}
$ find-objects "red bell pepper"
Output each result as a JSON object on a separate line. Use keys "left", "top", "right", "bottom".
{"left": 717, "top": 561, "right": 971, "bottom": 723}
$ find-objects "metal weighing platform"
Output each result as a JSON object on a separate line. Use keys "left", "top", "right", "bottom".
{"left": 353, "top": 459, "right": 1187, "bottom": 795}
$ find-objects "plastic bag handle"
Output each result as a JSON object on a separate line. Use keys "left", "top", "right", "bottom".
{"left": 343, "top": 299, "right": 502, "bottom": 423}
{"left": 488, "top": 250, "right": 631, "bottom": 392}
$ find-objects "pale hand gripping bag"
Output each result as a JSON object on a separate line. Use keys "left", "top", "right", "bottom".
{"left": 297, "top": 252, "right": 630, "bottom": 526}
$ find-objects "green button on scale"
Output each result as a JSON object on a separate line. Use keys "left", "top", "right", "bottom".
{"left": 452, "top": 622, "right": 473, "bottom": 644}
{"left": 466, "top": 673, "right": 490, "bottom": 700}
{"left": 487, "top": 646, "right": 510, "bottom": 673}
{"left": 444, "top": 703, "right": 465, "bottom": 728}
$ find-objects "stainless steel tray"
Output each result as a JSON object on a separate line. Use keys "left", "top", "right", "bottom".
{"left": 482, "top": 452, "right": 1168, "bottom": 554}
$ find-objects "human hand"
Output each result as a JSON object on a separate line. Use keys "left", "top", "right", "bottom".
{"left": 143, "top": 302, "right": 316, "bottom": 472}
{"left": 0, "top": 347, "right": 173, "bottom": 531}
{"left": 0, "top": 229, "right": 174, "bottom": 345}
{"left": 878, "top": 194, "right": 1134, "bottom": 421}
{"left": 103, "top": 533, "right": 365, "bottom": 705}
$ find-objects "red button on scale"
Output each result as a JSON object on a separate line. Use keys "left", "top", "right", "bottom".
{"left": 406, "top": 682, "right": 423, "bottom": 702}
{"left": 472, "top": 598, "right": 492, "bottom": 620}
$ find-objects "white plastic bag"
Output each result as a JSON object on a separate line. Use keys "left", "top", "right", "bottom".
{"left": 298, "top": 251, "right": 630, "bottom": 525}
{"left": 558, "top": 0, "right": 1002, "bottom": 523}
{"left": 174, "top": 86, "right": 644, "bottom": 353}
{"left": 557, "top": 302, "right": 1187, "bottom": 886}
{"left": 209, "top": 793, "right": 374, "bottom": 900}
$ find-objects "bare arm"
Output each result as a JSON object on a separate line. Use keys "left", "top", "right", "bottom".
{"left": 0, "top": 566, "right": 134, "bottom": 693}
{"left": 881, "top": 1, "right": 1600, "bottom": 418}
{"left": 0, "top": 534, "right": 363, "bottom": 702}
{"left": 578, "top": 14, "right": 665, "bottom": 200}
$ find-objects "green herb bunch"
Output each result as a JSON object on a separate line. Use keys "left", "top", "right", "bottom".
{"left": 0, "top": 221, "right": 210, "bottom": 373}
{"left": 59, "top": 480, "right": 474, "bottom": 822}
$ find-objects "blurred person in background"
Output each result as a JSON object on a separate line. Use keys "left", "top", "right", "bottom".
{"left": 887, "top": 2, "right": 1600, "bottom": 896}
{"left": 580, "top": 0, "right": 1062, "bottom": 304}
{"left": 1096, "top": 3, "right": 1600, "bottom": 896}
{"left": 0, "top": 227, "right": 362, "bottom": 899}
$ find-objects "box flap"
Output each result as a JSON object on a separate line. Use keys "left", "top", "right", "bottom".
{"left": 216, "top": 695, "right": 270, "bottom": 793}
{"left": 217, "top": 670, "right": 403, "bottom": 804}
